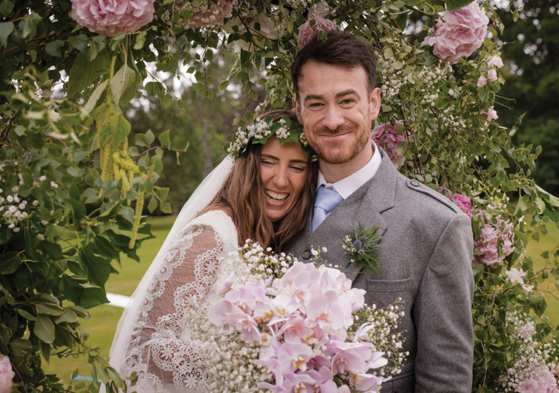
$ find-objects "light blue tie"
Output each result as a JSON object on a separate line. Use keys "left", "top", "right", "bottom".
{"left": 312, "top": 185, "right": 343, "bottom": 233}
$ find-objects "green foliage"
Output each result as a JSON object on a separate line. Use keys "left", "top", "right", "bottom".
{"left": 0, "top": 0, "right": 558, "bottom": 391}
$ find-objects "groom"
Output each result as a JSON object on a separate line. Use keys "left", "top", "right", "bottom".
{"left": 285, "top": 31, "right": 475, "bottom": 392}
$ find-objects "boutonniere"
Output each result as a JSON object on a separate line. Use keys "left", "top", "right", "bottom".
{"left": 342, "top": 222, "right": 383, "bottom": 274}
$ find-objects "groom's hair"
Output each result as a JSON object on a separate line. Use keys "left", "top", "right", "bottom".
{"left": 290, "top": 30, "right": 377, "bottom": 94}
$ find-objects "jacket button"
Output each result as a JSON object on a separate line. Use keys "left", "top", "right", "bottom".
{"left": 410, "top": 180, "right": 420, "bottom": 187}
{"left": 302, "top": 250, "right": 311, "bottom": 260}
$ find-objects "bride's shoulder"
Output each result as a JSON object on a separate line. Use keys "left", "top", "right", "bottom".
{"left": 187, "top": 208, "right": 235, "bottom": 232}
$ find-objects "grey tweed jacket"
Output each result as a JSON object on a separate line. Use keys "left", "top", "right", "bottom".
{"left": 284, "top": 149, "right": 474, "bottom": 393}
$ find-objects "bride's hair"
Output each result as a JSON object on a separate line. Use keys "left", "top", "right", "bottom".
{"left": 203, "top": 110, "right": 317, "bottom": 251}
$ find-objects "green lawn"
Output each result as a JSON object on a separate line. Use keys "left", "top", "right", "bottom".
{"left": 43, "top": 216, "right": 559, "bottom": 383}
{"left": 526, "top": 222, "right": 559, "bottom": 325}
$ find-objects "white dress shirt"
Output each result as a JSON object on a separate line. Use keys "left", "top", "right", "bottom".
{"left": 317, "top": 142, "right": 382, "bottom": 199}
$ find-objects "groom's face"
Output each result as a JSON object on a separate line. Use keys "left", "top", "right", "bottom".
{"left": 293, "top": 61, "right": 380, "bottom": 168}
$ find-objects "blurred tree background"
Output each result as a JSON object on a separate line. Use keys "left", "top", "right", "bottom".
{"left": 126, "top": 49, "right": 266, "bottom": 213}
{"left": 497, "top": 0, "right": 559, "bottom": 195}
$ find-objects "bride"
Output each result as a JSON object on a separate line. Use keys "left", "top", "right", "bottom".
{"left": 106, "top": 110, "right": 318, "bottom": 392}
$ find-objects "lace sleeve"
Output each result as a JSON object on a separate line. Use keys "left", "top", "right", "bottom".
{"left": 118, "top": 223, "right": 224, "bottom": 393}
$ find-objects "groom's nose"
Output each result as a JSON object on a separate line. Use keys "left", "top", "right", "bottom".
{"left": 322, "top": 105, "right": 345, "bottom": 131}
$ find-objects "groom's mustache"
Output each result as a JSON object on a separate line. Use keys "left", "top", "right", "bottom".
{"left": 315, "top": 124, "right": 354, "bottom": 135}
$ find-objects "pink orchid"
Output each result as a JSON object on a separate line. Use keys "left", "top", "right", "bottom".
{"left": 253, "top": 301, "right": 276, "bottom": 324}
{"left": 229, "top": 311, "right": 261, "bottom": 343}
{"left": 278, "top": 315, "right": 314, "bottom": 344}
{"left": 39, "top": 175, "right": 47, "bottom": 181}
{"left": 329, "top": 341, "right": 375, "bottom": 375}
{"left": 208, "top": 299, "right": 243, "bottom": 327}
{"left": 487, "top": 69, "right": 498, "bottom": 82}
{"left": 283, "top": 372, "right": 319, "bottom": 392}
{"left": 307, "top": 292, "right": 345, "bottom": 334}
{"left": 216, "top": 274, "right": 234, "bottom": 295}
{"left": 302, "top": 367, "right": 338, "bottom": 393}
{"left": 352, "top": 372, "right": 385, "bottom": 392}
{"left": 276, "top": 342, "right": 314, "bottom": 373}
{"left": 477, "top": 75, "right": 487, "bottom": 87}
{"left": 367, "top": 351, "right": 388, "bottom": 369}
{"left": 488, "top": 55, "right": 504, "bottom": 68}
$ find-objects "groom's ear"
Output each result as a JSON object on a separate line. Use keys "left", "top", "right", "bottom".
{"left": 369, "top": 87, "right": 381, "bottom": 121}
{"left": 293, "top": 96, "right": 302, "bottom": 122}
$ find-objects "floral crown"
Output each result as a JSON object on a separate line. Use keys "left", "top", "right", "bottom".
{"left": 227, "top": 115, "right": 315, "bottom": 159}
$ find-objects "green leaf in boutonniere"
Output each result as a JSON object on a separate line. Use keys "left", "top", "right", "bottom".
{"left": 342, "top": 222, "right": 383, "bottom": 274}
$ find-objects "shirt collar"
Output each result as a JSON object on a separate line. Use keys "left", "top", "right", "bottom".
{"left": 317, "top": 141, "right": 382, "bottom": 199}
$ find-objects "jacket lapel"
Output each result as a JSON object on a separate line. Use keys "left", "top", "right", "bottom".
{"left": 310, "top": 148, "right": 398, "bottom": 282}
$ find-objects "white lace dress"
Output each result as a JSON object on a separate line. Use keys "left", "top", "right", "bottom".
{"left": 108, "top": 210, "right": 238, "bottom": 393}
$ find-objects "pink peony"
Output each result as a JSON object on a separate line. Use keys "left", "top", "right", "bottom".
{"left": 437, "top": 189, "right": 472, "bottom": 218}
{"left": 71, "top": 0, "right": 155, "bottom": 35}
{"left": 423, "top": 2, "right": 489, "bottom": 64}
{"left": 452, "top": 193, "right": 472, "bottom": 218}
{"left": 482, "top": 106, "right": 499, "bottom": 123}
{"left": 176, "top": 0, "right": 235, "bottom": 30}
{"left": 0, "top": 356, "right": 14, "bottom": 393}
{"left": 474, "top": 212, "right": 515, "bottom": 266}
{"left": 297, "top": 15, "right": 337, "bottom": 48}
{"left": 477, "top": 75, "right": 487, "bottom": 87}
{"left": 488, "top": 55, "right": 504, "bottom": 68}
{"left": 487, "top": 69, "right": 498, "bottom": 82}
{"left": 371, "top": 121, "right": 408, "bottom": 168}
{"left": 518, "top": 364, "right": 559, "bottom": 393}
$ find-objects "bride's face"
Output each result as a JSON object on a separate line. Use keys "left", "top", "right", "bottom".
{"left": 260, "top": 136, "right": 310, "bottom": 222}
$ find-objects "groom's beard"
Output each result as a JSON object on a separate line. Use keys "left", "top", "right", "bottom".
{"left": 308, "top": 124, "right": 369, "bottom": 165}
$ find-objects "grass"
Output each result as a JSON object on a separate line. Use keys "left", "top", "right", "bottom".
{"left": 525, "top": 222, "right": 559, "bottom": 325}
{"left": 43, "top": 216, "right": 559, "bottom": 383}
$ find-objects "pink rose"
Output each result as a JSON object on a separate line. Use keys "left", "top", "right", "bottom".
{"left": 71, "top": 0, "right": 155, "bottom": 35}
{"left": 297, "top": 15, "right": 337, "bottom": 48}
{"left": 0, "top": 356, "right": 14, "bottom": 393}
{"left": 371, "top": 121, "right": 408, "bottom": 168}
{"left": 481, "top": 106, "right": 498, "bottom": 123}
{"left": 488, "top": 55, "right": 504, "bottom": 68}
{"left": 423, "top": 2, "right": 489, "bottom": 64}
{"left": 477, "top": 75, "right": 487, "bottom": 87}
{"left": 177, "top": 0, "right": 234, "bottom": 30}
{"left": 487, "top": 69, "right": 498, "bottom": 82}
{"left": 474, "top": 212, "right": 515, "bottom": 266}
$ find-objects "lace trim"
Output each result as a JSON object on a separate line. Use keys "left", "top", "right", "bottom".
{"left": 118, "top": 220, "right": 226, "bottom": 393}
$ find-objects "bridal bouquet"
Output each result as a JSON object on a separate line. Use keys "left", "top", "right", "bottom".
{"left": 186, "top": 241, "right": 407, "bottom": 393}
